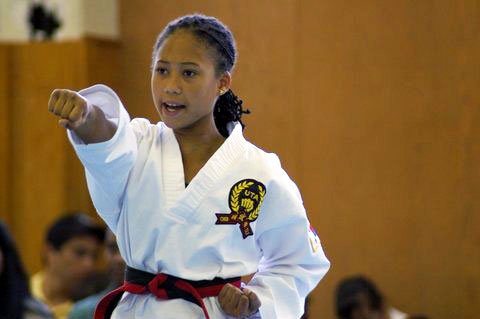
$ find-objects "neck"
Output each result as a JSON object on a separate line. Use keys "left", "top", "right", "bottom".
{"left": 173, "top": 122, "right": 226, "bottom": 183}
{"left": 173, "top": 121, "right": 225, "bottom": 156}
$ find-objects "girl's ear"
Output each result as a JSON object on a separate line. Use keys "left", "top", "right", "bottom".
{"left": 218, "top": 72, "right": 232, "bottom": 94}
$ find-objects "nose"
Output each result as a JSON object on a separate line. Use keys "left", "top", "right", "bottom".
{"left": 164, "top": 87, "right": 181, "bottom": 95}
{"left": 163, "top": 74, "right": 182, "bottom": 95}
{"left": 82, "top": 254, "right": 96, "bottom": 271}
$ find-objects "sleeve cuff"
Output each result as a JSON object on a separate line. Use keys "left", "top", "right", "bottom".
{"left": 67, "top": 84, "right": 123, "bottom": 146}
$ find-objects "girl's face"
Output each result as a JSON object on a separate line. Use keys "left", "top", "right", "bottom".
{"left": 151, "top": 30, "right": 230, "bottom": 134}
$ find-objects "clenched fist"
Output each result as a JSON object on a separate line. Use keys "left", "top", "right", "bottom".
{"left": 47, "top": 88, "right": 116, "bottom": 143}
{"left": 48, "top": 89, "right": 91, "bottom": 130}
{"left": 218, "top": 283, "right": 261, "bottom": 317}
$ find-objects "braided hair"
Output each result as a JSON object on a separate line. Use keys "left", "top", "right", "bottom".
{"left": 152, "top": 14, "right": 250, "bottom": 137}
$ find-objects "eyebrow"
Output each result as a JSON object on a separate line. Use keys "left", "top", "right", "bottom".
{"left": 156, "top": 60, "right": 200, "bottom": 67}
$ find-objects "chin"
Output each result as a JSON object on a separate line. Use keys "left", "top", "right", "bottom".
{"left": 161, "top": 120, "right": 180, "bottom": 130}
{"left": 162, "top": 120, "right": 195, "bottom": 132}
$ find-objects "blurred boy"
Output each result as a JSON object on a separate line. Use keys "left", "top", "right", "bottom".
{"left": 31, "top": 213, "right": 104, "bottom": 319}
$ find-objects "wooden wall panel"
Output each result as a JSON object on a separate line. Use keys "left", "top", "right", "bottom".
{"left": 298, "top": 1, "right": 480, "bottom": 319}
{"left": 230, "top": 1, "right": 300, "bottom": 181}
{"left": 84, "top": 37, "right": 122, "bottom": 91}
{"left": 0, "top": 46, "right": 9, "bottom": 224}
{"left": 9, "top": 42, "right": 86, "bottom": 273}
{"left": 5, "top": 40, "right": 119, "bottom": 273}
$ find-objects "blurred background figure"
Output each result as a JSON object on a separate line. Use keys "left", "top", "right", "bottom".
{"left": 68, "top": 229, "right": 126, "bottom": 319}
{"left": 0, "top": 221, "right": 53, "bottom": 319}
{"left": 335, "top": 275, "right": 428, "bottom": 319}
{"left": 30, "top": 213, "right": 105, "bottom": 319}
{"left": 28, "top": 0, "right": 61, "bottom": 40}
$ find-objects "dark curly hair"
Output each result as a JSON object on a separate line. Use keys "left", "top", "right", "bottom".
{"left": 335, "top": 275, "right": 384, "bottom": 319}
{"left": 46, "top": 212, "right": 105, "bottom": 250}
{"left": 152, "top": 14, "right": 250, "bottom": 137}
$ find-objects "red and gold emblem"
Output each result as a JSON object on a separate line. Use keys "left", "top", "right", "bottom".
{"left": 215, "top": 179, "right": 266, "bottom": 239}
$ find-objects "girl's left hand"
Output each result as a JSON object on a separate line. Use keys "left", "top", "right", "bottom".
{"left": 218, "top": 283, "right": 261, "bottom": 317}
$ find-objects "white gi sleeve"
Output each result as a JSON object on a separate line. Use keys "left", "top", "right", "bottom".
{"left": 246, "top": 175, "right": 330, "bottom": 319}
{"left": 67, "top": 84, "right": 139, "bottom": 231}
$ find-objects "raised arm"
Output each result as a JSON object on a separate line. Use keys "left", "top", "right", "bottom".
{"left": 48, "top": 89, "right": 116, "bottom": 143}
{"left": 47, "top": 85, "right": 139, "bottom": 231}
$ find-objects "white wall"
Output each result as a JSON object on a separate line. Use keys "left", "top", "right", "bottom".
{"left": 0, "top": 0, "right": 119, "bottom": 42}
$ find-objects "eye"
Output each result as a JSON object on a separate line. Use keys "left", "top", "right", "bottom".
{"left": 155, "top": 67, "right": 168, "bottom": 75}
{"left": 73, "top": 247, "right": 88, "bottom": 258}
{"left": 183, "top": 69, "right": 197, "bottom": 78}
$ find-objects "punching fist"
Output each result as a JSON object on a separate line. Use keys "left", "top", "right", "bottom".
{"left": 48, "top": 89, "right": 91, "bottom": 130}
{"left": 218, "top": 283, "right": 261, "bottom": 317}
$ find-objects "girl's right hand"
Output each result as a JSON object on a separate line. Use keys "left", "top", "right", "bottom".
{"left": 218, "top": 283, "right": 261, "bottom": 317}
{"left": 48, "top": 89, "right": 91, "bottom": 130}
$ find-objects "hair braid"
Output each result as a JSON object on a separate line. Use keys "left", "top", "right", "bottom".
{"left": 214, "top": 89, "right": 250, "bottom": 137}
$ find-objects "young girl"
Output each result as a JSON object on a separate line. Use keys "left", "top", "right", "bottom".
{"left": 48, "top": 14, "right": 330, "bottom": 319}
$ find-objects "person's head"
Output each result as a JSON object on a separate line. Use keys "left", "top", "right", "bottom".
{"left": 0, "top": 222, "right": 31, "bottom": 319}
{"left": 44, "top": 212, "right": 104, "bottom": 287}
{"left": 336, "top": 275, "right": 386, "bottom": 319}
{"left": 151, "top": 14, "right": 249, "bottom": 138}
{"left": 104, "top": 229, "right": 125, "bottom": 286}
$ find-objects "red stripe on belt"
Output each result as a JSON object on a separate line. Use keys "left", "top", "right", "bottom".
{"left": 94, "top": 268, "right": 241, "bottom": 319}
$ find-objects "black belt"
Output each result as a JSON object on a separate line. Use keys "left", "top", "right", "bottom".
{"left": 94, "top": 266, "right": 241, "bottom": 319}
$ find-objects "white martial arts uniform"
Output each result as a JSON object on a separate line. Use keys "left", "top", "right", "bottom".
{"left": 68, "top": 85, "right": 330, "bottom": 319}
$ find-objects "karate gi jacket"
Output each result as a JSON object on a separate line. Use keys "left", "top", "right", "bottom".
{"left": 68, "top": 85, "right": 330, "bottom": 319}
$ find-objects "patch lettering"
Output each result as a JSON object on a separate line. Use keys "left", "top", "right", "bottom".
{"left": 215, "top": 179, "right": 266, "bottom": 239}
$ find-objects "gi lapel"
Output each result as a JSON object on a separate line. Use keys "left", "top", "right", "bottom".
{"left": 166, "top": 123, "right": 249, "bottom": 223}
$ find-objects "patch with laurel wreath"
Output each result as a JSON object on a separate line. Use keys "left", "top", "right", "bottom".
{"left": 215, "top": 179, "right": 267, "bottom": 239}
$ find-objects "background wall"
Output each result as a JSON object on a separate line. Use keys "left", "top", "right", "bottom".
{"left": 116, "top": 1, "right": 480, "bottom": 318}
{"left": 1, "top": 1, "right": 479, "bottom": 318}
{"left": 0, "top": 38, "right": 120, "bottom": 272}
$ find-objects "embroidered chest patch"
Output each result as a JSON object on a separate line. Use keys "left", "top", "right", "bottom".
{"left": 215, "top": 179, "right": 267, "bottom": 239}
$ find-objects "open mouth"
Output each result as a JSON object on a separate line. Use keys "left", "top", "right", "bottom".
{"left": 162, "top": 102, "right": 186, "bottom": 114}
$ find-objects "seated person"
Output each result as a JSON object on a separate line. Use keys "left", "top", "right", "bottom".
{"left": 68, "top": 229, "right": 126, "bottom": 319}
{"left": 0, "top": 221, "right": 53, "bottom": 319}
{"left": 30, "top": 213, "right": 105, "bottom": 319}
{"left": 335, "top": 275, "right": 428, "bottom": 319}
